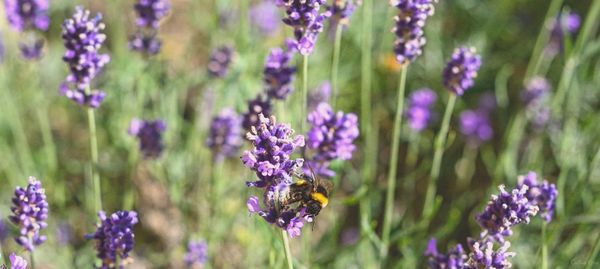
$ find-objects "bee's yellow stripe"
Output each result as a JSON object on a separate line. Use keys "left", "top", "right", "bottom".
{"left": 296, "top": 179, "right": 307, "bottom": 185}
{"left": 311, "top": 193, "right": 329, "bottom": 207}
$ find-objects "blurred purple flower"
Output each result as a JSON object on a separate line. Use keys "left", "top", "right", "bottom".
{"left": 328, "top": 0, "right": 357, "bottom": 27}
{"left": 443, "top": 47, "right": 481, "bottom": 96}
{"left": 250, "top": 1, "right": 280, "bottom": 35}
{"left": 242, "top": 95, "right": 272, "bottom": 131}
{"left": 425, "top": 238, "right": 467, "bottom": 269}
{"left": 0, "top": 218, "right": 7, "bottom": 242}
{"left": 207, "top": 45, "right": 235, "bottom": 78}
{"left": 18, "top": 39, "right": 43, "bottom": 60}
{"left": 517, "top": 172, "right": 557, "bottom": 223}
{"left": 476, "top": 185, "right": 538, "bottom": 241}
{"left": 88, "top": 211, "right": 138, "bottom": 269}
{"left": 128, "top": 32, "right": 162, "bottom": 55}
{"left": 391, "top": 0, "right": 436, "bottom": 64}
{"left": 184, "top": 240, "right": 208, "bottom": 267}
{"left": 206, "top": 108, "right": 243, "bottom": 161}
{"left": 459, "top": 94, "right": 495, "bottom": 146}
{"left": 406, "top": 88, "right": 437, "bottom": 132}
{"left": 134, "top": 0, "right": 170, "bottom": 29}
{"left": 308, "top": 81, "right": 331, "bottom": 111}
{"left": 129, "top": 119, "right": 167, "bottom": 159}
{"left": 264, "top": 40, "right": 297, "bottom": 100}
{"left": 465, "top": 239, "right": 514, "bottom": 269}
{"left": 1, "top": 253, "right": 28, "bottom": 269}
{"left": 9, "top": 177, "right": 48, "bottom": 252}
{"left": 545, "top": 11, "right": 580, "bottom": 56}
{"left": 280, "top": 0, "right": 332, "bottom": 55}
{"left": 306, "top": 102, "right": 359, "bottom": 164}
{"left": 60, "top": 6, "right": 110, "bottom": 108}
{"left": 4, "top": 0, "right": 49, "bottom": 32}
{"left": 522, "top": 77, "right": 551, "bottom": 131}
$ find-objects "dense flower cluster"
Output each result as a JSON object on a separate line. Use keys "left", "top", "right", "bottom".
{"left": 442, "top": 47, "right": 481, "bottom": 95}
{"left": 242, "top": 114, "right": 310, "bottom": 237}
{"left": 465, "top": 239, "right": 514, "bottom": 269}
{"left": 305, "top": 102, "right": 359, "bottom": 178}
{"left": 184, "top": 240, "right": 208, "bottom": 267}
{"left": 0, "top": 253, "right": 28, "bottom": 269}
{"left": 545, "top": 11, "right": 580, "bottom": 56}
{"left": 328, "top": 0, "right": 357, "bottom": 26}
{"left": 129, "top": 0, "right": 170, "bottom": 55}
{"left": 391, "top": 0, "right": 436, "bottom": 64}
{"left": 406, "top": 88, "right": 437, "bottom": 132}
{"left": 129, "top": 119, "right": 167, "bottom": 159}
{"left": 242, "top": 95, "right": 273, "bottom": 131}
{"left": 4, "top": 0, "right": 49, "bottom": 59}
{"left": 522, "top": 77, "right": 551, "bottom": 131}
{"left": 9, "top": 177, "right": 48, "bottom": 251}
{"left": 517, "top": 172, "right": 558, "bottom": 223}
{"left": 249, "top": 1, "right": 280, "bottom": 35}
{"left": 264, "top": 40, "right": 297, "bottom": 100}
{"left": 60, "top": 6, "right": 110, "bottom": 108}
{"left": 88, "top": 211, "right": 138, "bottom": 269}
{"left": 425, "top": 238, "right": 467, "bottom": 269}
{"left": 207, "top": 45, "right": 235, "bottom": 78}
{"left": 206, "top": 108, "right": 243, "bottom": 161}
{"left": 279, "top": 0, "right": 332, "bottom": 55}
{"left": 459, "top": 94, "right": 495, "bottom": 146}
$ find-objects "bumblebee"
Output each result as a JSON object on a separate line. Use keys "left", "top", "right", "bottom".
{"left": 276, "top": 166, "right": 333, "bottom": 218}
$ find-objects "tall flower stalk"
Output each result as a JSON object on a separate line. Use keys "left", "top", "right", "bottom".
{"left": 328, "top": 0, "right": 357, "bottom": 108}
{"left": 380, "top": 0, "right": 436, "bottom": 260}
{"left": 423, "top": 46, "right": 481, "bottom": 218}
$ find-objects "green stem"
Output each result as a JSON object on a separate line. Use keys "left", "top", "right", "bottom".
{"left": 86, "top": 86, "right": 102, "bottom": 214}
{"left": 423, "top": 94, "right": 457, "bottom": 218}
{"left": 542, "top": 222, "right": 548, "bottom": 269}
{"left": 331, "top": 24, "right": 343, "bottom": 109}
{"left": 281, "top": 230, "right": 294, "bottom": 269}
{"left": 380, "top": 66, "right": 408, "bottom": 260}
{"left": 524, "top": 0, "right": 564, "bottom": 81}
{"left": 30, "top": 251, "right": 35, "bottom": 269}
{"left": 301, "top": 55, "right": 309, "bottom": 133}
{"left": 586, "top": 231, "right": 600, "bottom": 269}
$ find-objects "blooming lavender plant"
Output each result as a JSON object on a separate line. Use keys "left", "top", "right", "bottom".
{"left": 88, "top": 211, "right": 138, "bottom": 269}
{"left": 129, "top": 119, "right": 167, "bottom": 159}
{"left": 9, "top": 177, "right": 48, "bottom": 252}
{"left": 0, "top": 253, "right": 28, "bottom": 269}
{"left": 545, "top": 11, "right": 580, "bottom": 56}
{"left": 207, "top": 45, "right": 235, "bottom": 78}
{"left": 242, "top": 95, "right": 272, "bottom": 131}
{"left": 459, "top": 94, "right": 495, "bottom": 146}
{"left": 242, "top": 114, "right": 310, "bottom": 237}
{"left": 60, "top": 6, "right": 110, "bottom": 108}
{"left": 129, "top": 0, "right": 170, "bottom": 55}
{"left": 264, "top": 40, "right": 297, "bottom": 100}
{"left": 443, "top": 47, "right": 481, "bottom": 96}
{"left": 206, "top": 108, "right": 243, "bottom": 161}
{"left": 128, "top": 32, "right": 162, "bottom": 55}
{"left": 305, "top": 102, "right": 359, "bottom": 178}
{"left": 406, "top": 88, "right": 437, "bottom": 132}
{"left": 184, "top": 240, "right": 208, "bottom": 267}
{"left": 425, "top": 238, "right": 467, "bottom": 269}
{"left": 4, "top": 0, "right": 49, "bottom": 32}
{"left": 279, "top": 0, "right": 332, "bottom": 55}
{"left": 328, "top": 0, "right": 357, "bottom": 27}
{"left": 391, "top": 0, "right": 436, "bottom": 64}
{"left": 517, "top": 172, "right": 558, "bottom": 223}
{"left": 465, "top": 239, "right": 515, "bottom": 269}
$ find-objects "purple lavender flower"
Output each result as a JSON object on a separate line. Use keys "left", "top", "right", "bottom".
{"left": 250, "top": 1, "right": 280, "bottom": 35}
{"left": 465, "top": 239, "right": 514, "bottom": 269}
{"left": 128, "top": 32, "right": 162, "bottom": 55}
{"left": 129, "top": 119, "right": 167, "bottom": 159}
{"left": 1, "top": 253, "right": 28, "bottom": 269}
{"left": 9, "top": 177, "right": 48, "bottom": 252}
{"left": 391, "top": 0, "right": 436, "bottom": 64}
{"left": 306, "top": 102, "right": 359, "bottom": 161}
{"left": 459, "top": 110, "right": 492, "bottom": 145}
{"left": 242, "top": 95, "right": 273, "bottom": 131}
{"left": 4, "top": 0, "right": 49, "bottom": 32}
{"left": 60, "top": 6, "right": 110, "bottom": 108}
{"left": 443, "top": 47, "right": 481, "bottom": 96}
{"left": 406, "top": 88, "right": 437, "bottom": 132}
{"left": 545, "top": 11, "right": 580, "bottom": 56}
{"left": 184, "top": 240, "right": 208, "bottom": 267}
{"left": 206, "top": 108, "right": 243, "bottom": 161}
{"left": 328, "top": 0, "right": 357, "bottom": 26}
{"left": 476, "top": 185, "right": 538, "bottom": 240}
{"left": 425, "top": 238, "right": 467, "bottom": 269}
{"left": 242, "top": 114, "right": 310, "bottom": 237}
{"left": 517, "top": 172, "right": 557, "bottom": 223}
{"left": 264, "top": 40, "right": 297, "bottom": 100}
{"left": 134, "top": 0, "right": 170, "bottom": 29}
{"left": 207, "top": 45, "right": 235, "bottom": 78}
{"left": 308, "top": 81, "right": 331, "bottom": 111}
{"left": 88, "top": 211, "right": 138, "bottom": 269}
{"left": 18, "top": 39, "right": 43, "bottom": 60}
{"left": 279, "top": 0, "right": 332, "bottom": 55}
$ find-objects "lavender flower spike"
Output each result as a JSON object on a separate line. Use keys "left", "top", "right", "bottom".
{"left": 129, "top": 119, "right": 167, "bottom": 159}
{"left": 134, "top": 0, "right": 171, "bottom": 29}
{"left": 0, "top": 253, "right": 28, "bottom": 269}
{"left": 264, "top": 40, "right": 297, "bottom": 100}
{"left": 517, "top": 172, "right": 557, "bottom": 223}
{"left": 242, "top": 95, "right": 272, "bottom": 131}
{"left": 425, "top": 238, "right": 467, "bottom": 269}
{"left": 465, "top": 239, "right": 515, "bottom": 269}
{"left": 406, "top": 88, "right": 437, "bottom": 132}
{"left": 4, "top": 0, "right": 49, "bottom": 32}
{"left": 206, "top": 108, "right": 243, "bottom": 161}
{"left": 207, "top": 45, "right": 235, "bottom": 78}
{"left": 184, "top": 240, "right": 208, "bottom": 267}
{"left": 9, "top": 177, "right": 48, "bottom": 252}
{"left": 280, "top": 0, "right": 332, "bottom": 55}
{"left": 60, "top": 6, "right": 110, "bottom": 108}
{"left": 443, "top": 47, "right": 481, "bottom": 96}
{"left": 391, "top": 0, "right": 436, "bottom": 65}
{"left": 328, "top": 0, "right": 357, "bottom": 27}
{"left": 88, "top": 211, "right": 138, "bottom": 269}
